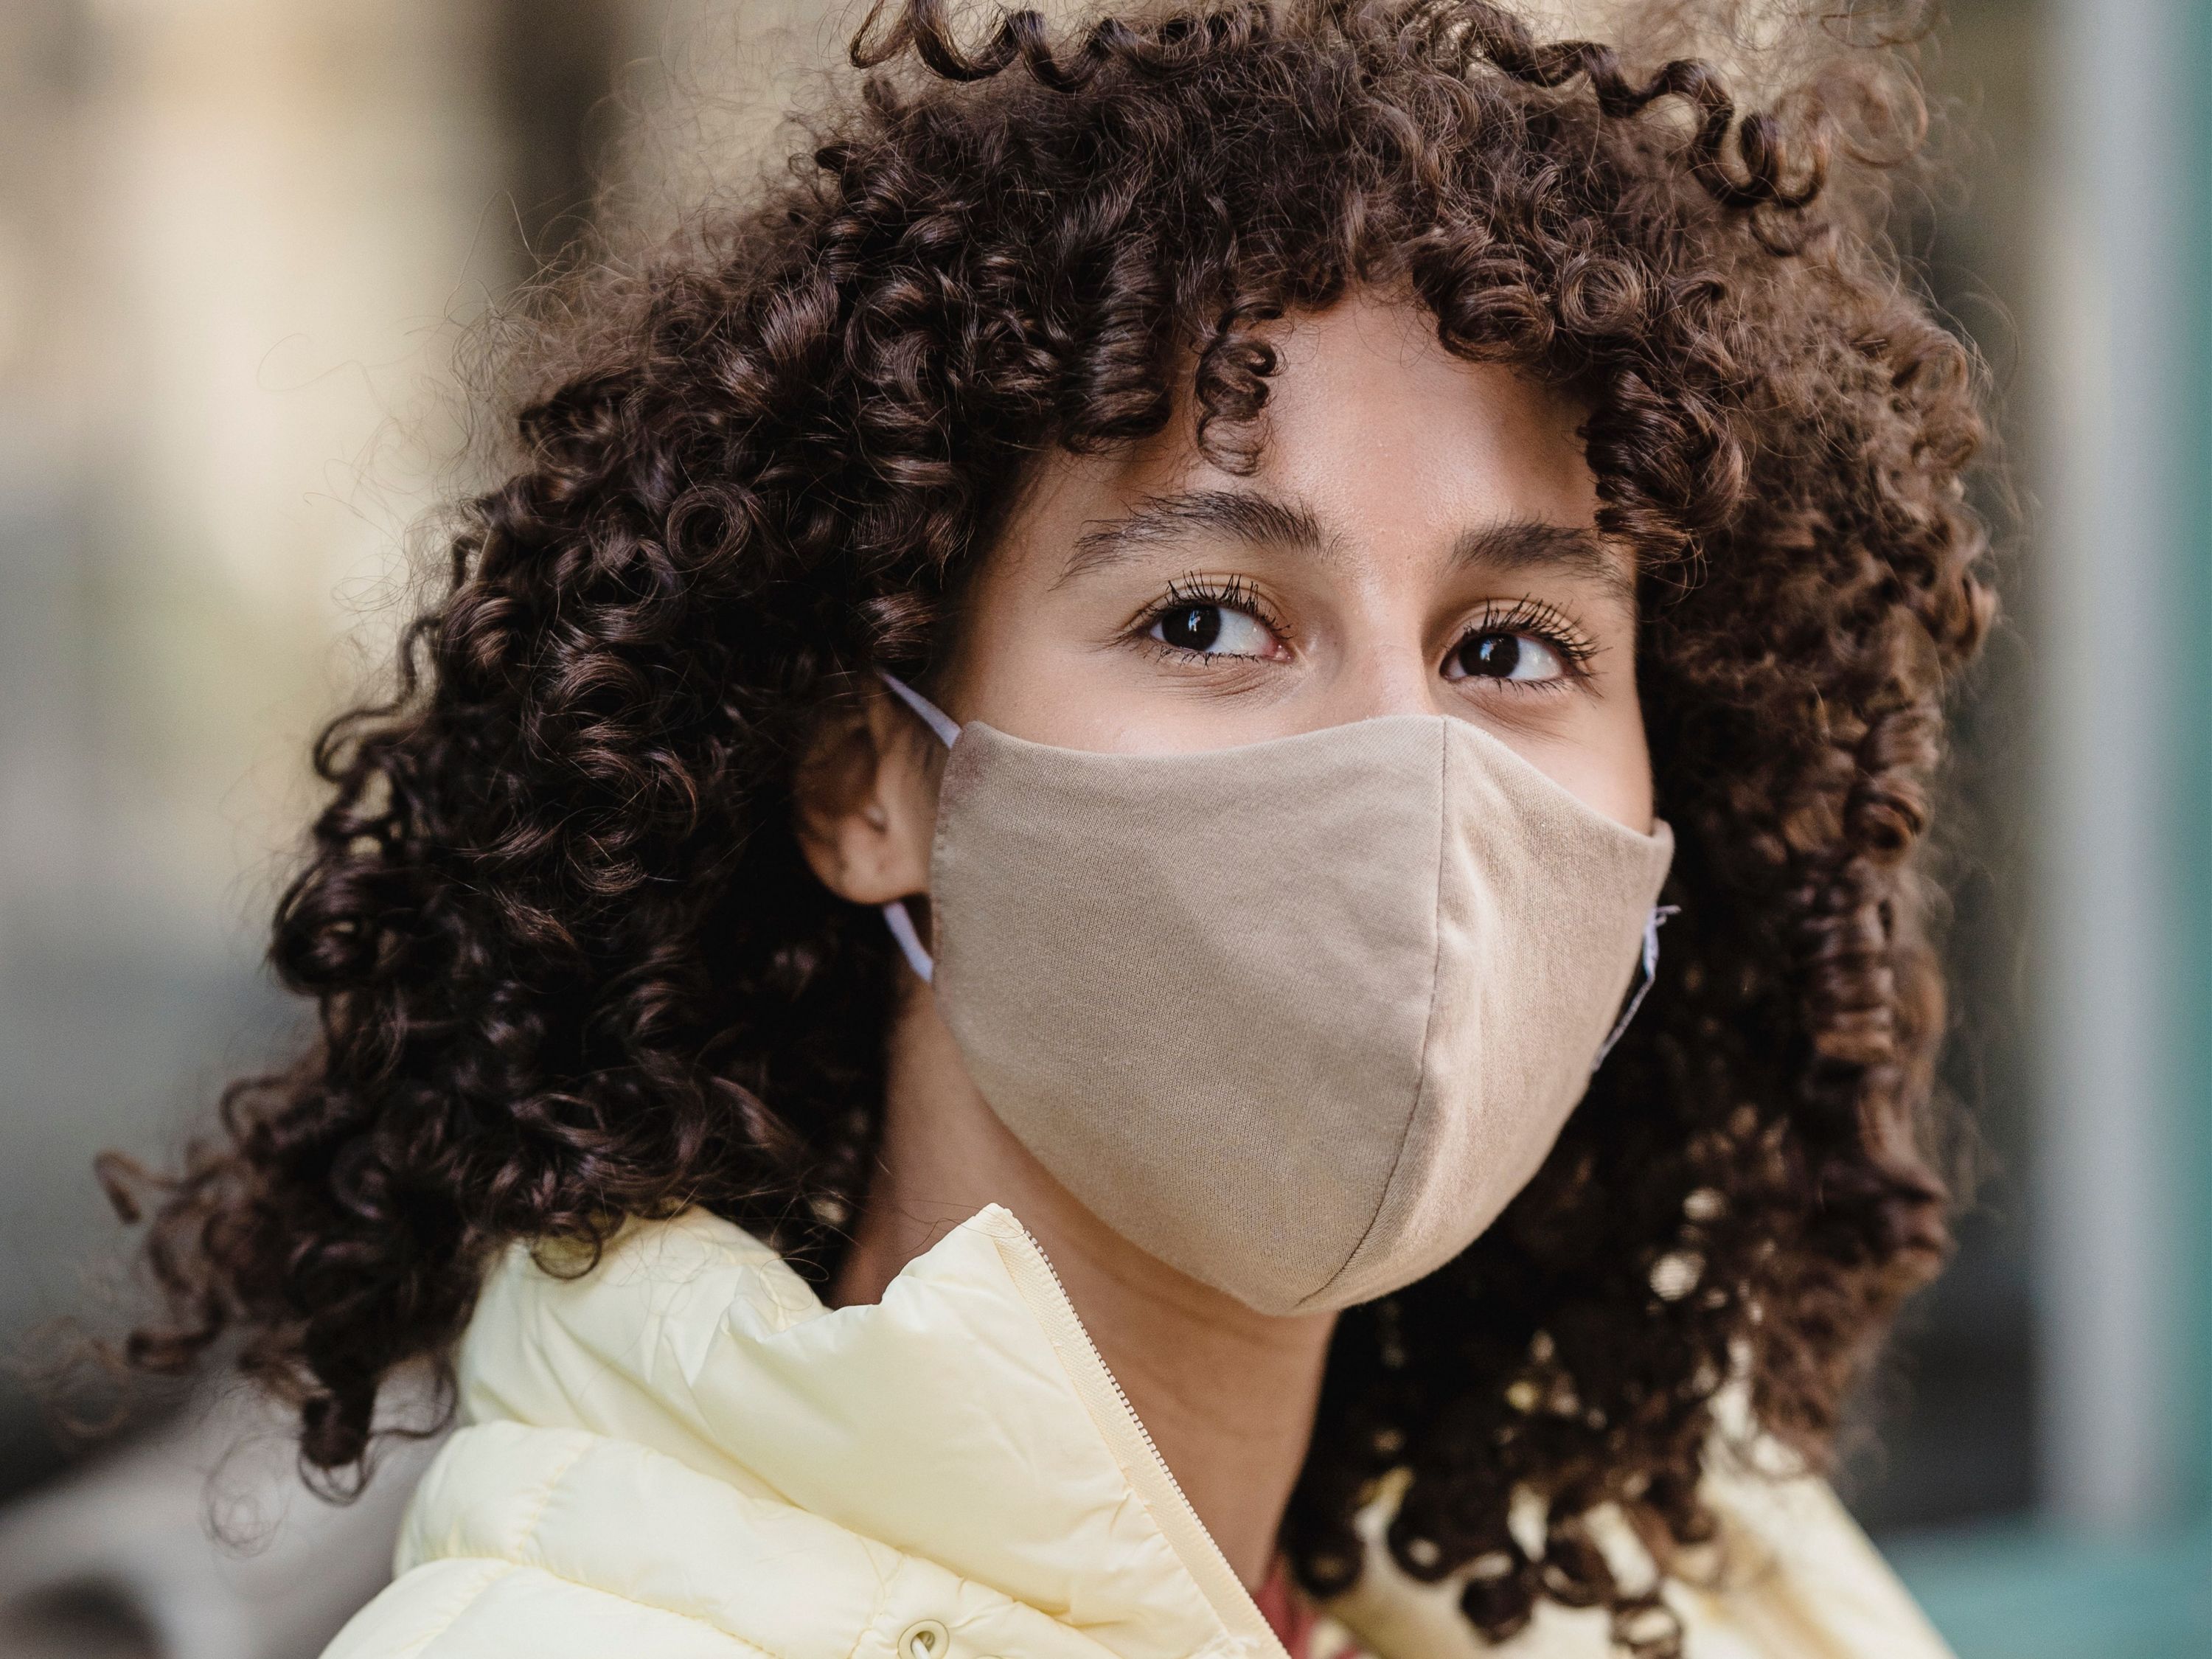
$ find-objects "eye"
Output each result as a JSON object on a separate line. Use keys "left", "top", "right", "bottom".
{"left": 1441, "top": 597, "right": 1596, "bottom": 686}
{"left": 1141, "top": 577, "right": 1287, "bottom": 661}
{"left": 1444, "top": 630, "right": 1571, "bottom": 684}
{"left": 1152, "top": 602, "right": 1276, "bottom": 655}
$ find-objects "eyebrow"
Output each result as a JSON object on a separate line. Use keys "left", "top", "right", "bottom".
{"left": 1061, "top": 487, "right": 1633, "bottom": 604}
{"left": 1448, "top": 521, "right": 1635, "bottom": 605}
{"left": 1061, "top": 490, "right": 1332, "bottom": 584}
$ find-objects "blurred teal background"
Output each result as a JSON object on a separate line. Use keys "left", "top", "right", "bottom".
{"left": 1877, "top": 0, "right": 2212, "bottom": 1652}
{"left": 0, "top": 0, "right": 2203, "bottom": 1654}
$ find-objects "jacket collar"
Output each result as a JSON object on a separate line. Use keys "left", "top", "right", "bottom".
{"left": 439, "top": 1204, "right": 1947, "bottom": 1659}
{"left": 455, "top": 1204, "right": 1298, "bottom": 1659}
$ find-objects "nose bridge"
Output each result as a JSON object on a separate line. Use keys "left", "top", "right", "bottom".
{"left": 1326, "top": 599, "right": 1441, "bottom": 724}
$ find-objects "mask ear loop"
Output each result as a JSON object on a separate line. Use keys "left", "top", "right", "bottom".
{"left": 872, "top": 669, "right": 960, "bottom": 982}
{"left": 1591, "top": 903, "right": 1678, "bottom": 1072}
{"left": 877, "top": 668, "right": 962, "bottom": 748}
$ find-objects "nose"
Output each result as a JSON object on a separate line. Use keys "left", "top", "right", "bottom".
{"left": 1302, "top": 626, "right": 1443, "bottom": 731}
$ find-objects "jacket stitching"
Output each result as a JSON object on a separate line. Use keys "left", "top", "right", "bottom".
{"left": 846, "top": 1554, "right": 893, "bottom": 1659}
{"left": 439, "top": 1427, "right": 1058, "bottom": 1659}
{"left": 504, "top": 1438, "right": 789, "bottom": 1655}
{"left": 374, "top": 1559, "right": 512, "bottom": 1659}
{"left": 509, "top": 1436, "right": 594, "bottom": 1559}
{"left": 420, "top": 1554, "right": 782, "bottom": 1658}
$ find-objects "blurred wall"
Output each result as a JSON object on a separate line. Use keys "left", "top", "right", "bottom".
{"left": 1833, "top": 0, "right": 2042, "bottom": 1533}
{"left": 0, "top": 0, "right": 883, "bottom": 1497}
{"left": 0, "top": 0, "right": 521, "bottom": 1490}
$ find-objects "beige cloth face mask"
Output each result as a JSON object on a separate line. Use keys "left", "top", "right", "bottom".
{"left": 876, "top": 672, "right": 1676, "bottom": 1316}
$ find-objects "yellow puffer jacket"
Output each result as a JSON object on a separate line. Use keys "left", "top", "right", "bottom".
{"left": 322, "top": 1206, "right": 1956, "bottom": 1659}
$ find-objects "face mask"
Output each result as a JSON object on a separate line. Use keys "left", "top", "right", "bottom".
{"left": 875, "top": 672, "right": 1676, "bottom": 1316}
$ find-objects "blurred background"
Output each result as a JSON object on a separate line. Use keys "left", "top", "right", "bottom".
{"left": 0, "top": 1, "right": 2205, "bottom": 1656}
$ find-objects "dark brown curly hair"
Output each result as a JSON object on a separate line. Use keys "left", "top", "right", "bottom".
{"left": 102, "top": 1, "right": 1990, "bottom": 1652}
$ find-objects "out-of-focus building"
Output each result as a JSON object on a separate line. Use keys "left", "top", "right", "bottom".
{"left": 0, "top": 0, "right": 521, "bottom": 1498}
{"left": 0, "top": 0, "right": 835, "bottom": 1519}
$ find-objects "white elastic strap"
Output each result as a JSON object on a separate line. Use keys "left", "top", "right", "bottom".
{"left": 876, "top": 668, "right": 961, "bottom": 749}
{"left": 1592, "top": 903, "right": 1678, "bottom": 1072}
{"left": 873, "top": 669, "right": 961, "bottom": 982}
{"left": 881, "top": 898, "right": 936, "bottom": 984}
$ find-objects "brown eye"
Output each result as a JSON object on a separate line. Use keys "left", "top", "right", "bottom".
{"left": 1147, "top": 600, "right": 1280, "bottom": 658}
{"left": 1157, "top": 604, "right": 1224, "bottom": 652}
{"left": 1445, "top": 631, "right": 1568, "bottom": 684}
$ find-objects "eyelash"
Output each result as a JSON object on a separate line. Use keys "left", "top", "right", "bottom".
{"left": 1130, "top": 574, "right": 1290, "bottom": 660}
{"left": 1455, "top": 596, "right": 1599, "bottom": 681}
{"left": 1133, "top": 577, "right": 1599, "bottom": 684}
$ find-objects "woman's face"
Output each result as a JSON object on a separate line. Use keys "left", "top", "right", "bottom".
{"left": 941, "top": 291, "right": 1653, "bottom": 830}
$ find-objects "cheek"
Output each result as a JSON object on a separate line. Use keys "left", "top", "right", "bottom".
{"left": 1522, "top": 700, "right": 1656, "bottom": 833}
{"left": 946, "top": 590, "right": 1131, "bottom": 748}
{"left": 940, "top": 538, "right": 1067, "bottom": 726}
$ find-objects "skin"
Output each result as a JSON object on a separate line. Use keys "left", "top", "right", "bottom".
{"left": 794, "top": 291, "right": 1653, "bottom": 1592}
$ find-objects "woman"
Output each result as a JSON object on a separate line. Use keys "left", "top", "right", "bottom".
{"left": 107, "top": 2, "right": 1989, "bottom": 1655}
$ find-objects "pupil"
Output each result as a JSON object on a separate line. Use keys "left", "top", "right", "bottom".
{"left": 1162, "top": 605, "right": 1222, "bottom": 651}
{"left": 1467, "top": 633, "right": 1520, "bottom": 678}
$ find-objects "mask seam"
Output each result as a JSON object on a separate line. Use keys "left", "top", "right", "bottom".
{"left": 1301, "top": 722, "right": 1452, "bottom": 1311}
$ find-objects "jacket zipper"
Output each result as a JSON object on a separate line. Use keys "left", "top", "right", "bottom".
{"left": 978, "top": 1207, "right": 1294, "bottom": 1659}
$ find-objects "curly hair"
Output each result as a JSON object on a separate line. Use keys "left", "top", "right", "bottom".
{"left": 103, "top": 1, "right": 1990, "bottom": 1652}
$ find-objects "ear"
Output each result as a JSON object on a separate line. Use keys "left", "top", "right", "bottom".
{"left": 793, "top": 682, "right": 941, "bottom": 905}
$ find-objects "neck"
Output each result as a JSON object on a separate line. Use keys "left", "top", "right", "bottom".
{"left": 832, "top": 980, "right": 1338, "bottom": 1592}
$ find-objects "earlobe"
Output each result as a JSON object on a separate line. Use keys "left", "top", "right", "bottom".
{"left": 791, "top": 689, "right": 938, "bottom": 905}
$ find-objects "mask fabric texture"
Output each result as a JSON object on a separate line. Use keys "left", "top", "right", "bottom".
{"left": 878, "top": 675, "right": 1675, "bottom": 1316}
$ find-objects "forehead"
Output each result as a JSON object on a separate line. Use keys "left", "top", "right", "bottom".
{"left": 1252, "top": 296, "right": 1598, "bottom": 531}
{"left": 998, "top": 292, "right": 1605, "bottom": 582}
